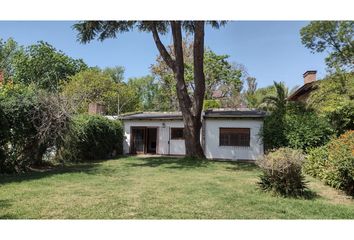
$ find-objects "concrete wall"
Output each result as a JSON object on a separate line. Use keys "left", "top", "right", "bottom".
{"left": 123, "top": 120, "right": 185, "bottom": 155}
{"left": 204, "top": 119, "right": 264, "bottom": 160}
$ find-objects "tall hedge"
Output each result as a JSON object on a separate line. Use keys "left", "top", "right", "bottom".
{"left": 59, "top": 114, "right": 123, "bottom": 162}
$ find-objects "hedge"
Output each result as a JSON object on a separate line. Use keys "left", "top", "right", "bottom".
{"left": 58, "top": 114, "right": 123, "bottom": 162}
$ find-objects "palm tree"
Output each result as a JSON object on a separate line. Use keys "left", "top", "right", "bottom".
{"left": 260, "top": 81, "right": 289, "bottom": 113}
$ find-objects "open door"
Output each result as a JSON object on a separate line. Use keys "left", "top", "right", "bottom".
{"left": 130, "top": 127, "right": 158, "bottom": 154}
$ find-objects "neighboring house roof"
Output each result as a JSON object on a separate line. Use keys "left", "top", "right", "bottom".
{"left": 119, "top": 109, "right": 266, "bottom": 120}
{"left": 287, "top": 81, "right": 318, "bottom": 101}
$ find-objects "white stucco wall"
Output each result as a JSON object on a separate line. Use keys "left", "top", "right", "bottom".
{"left": 204, "top": 119, "right": 264, "bottom": 160}
{"left": 123, "top": 118, "right": 264, "bottom": 160}
{"left": 123, "top": 120, "right": 185, "bottom": 155}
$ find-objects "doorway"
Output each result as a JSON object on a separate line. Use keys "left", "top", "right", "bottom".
{"left": 130, "top": 127, "right": 158, "bottom": 154}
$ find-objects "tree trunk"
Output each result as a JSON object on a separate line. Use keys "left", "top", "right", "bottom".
{"left": 151, "top": 21, "right": 206, "bottom": 158}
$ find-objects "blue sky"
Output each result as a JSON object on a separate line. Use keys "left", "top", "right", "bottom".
{"left": 0, "top": 21, "right": 328, "bottom": 89}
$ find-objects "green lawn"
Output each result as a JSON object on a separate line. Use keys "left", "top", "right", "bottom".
{"left": 0, "top": 156, "right": 353, "bottom": 219}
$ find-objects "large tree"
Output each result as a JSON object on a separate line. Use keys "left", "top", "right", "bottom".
{"left": 300, "top": 21, "right": 354, "bottom": 71}
{"left": 74, "top": 21, "right": 225, "bottom": 158}
{"left": 12, "top": 41, "right": 87, "bottom": 92}
{"left": 62, "top": 68, "right": 140, "bottom": 115}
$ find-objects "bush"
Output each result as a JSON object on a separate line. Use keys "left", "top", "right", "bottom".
{"left": 262, "top": 114, "right": 288, "bottom": 151}
{"left": 59, "top": 114, "right": 123, "bottom": 162}
{"left": 303, "top": 146, "right": 328, "bottom": 179}
{"left": 326, "top": 130, "right": 354, "bottom": 196}
{"left": 304, "top": 130, "right": 354, "bottom": 196}
{"left": 0, "top": 83, "right": 39, "bottom": 173}
{"left": 262, "top": 103, "right": 334, "bottom": 151}
{"left": 285, "top": 107, "right": 333, "bottom": 150}
{"left": 257, "top": 147, "right": 307, "bottom": 197}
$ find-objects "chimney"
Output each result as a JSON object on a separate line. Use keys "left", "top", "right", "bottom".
{"left": 88, "top": 102, "right": 106, "bottom": 115}
{"left": 303, "top": 70, "right": 317, "bottom": 84}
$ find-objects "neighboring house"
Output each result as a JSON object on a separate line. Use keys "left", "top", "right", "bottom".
{"left": 120, "top": 109, "right": 266, "bottom": 161}
{"left": 288, "top": 70, "right": 318, "bottom": 102}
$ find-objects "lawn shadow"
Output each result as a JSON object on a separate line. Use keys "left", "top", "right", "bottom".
{"left": 223, "top": 161, "right": 258, "bottom": 172}
{"left": 0, "top": 199, "right": 16, "bottom": 219}
{"left": 127, "top": 156, "right": 209, "bottom": 169}
{"left": 0, "top": 163, "right": 99, "bottom": 185}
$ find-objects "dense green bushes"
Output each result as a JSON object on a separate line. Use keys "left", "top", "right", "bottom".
{"left": 0, "top": 84, "right": 40, "bottom": 173}
{"left": 0, "top": 83, "right": 124, "bottom": 173}
{"left": 262, "top": 103, "right": 333, "bottom": 151}
{"left": 257, "top": 148, "right": 307, "bottom": 197}
{"left": 304, "top": 131, "right": 354, "bottom": 196}
{"left": 59, "top": 114, "right": 123, "bottom": 162}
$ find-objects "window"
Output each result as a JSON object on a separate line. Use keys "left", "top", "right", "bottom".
{"left": 219, "top": 128, "right": 250, "bottom": 147}
{"left": 171, "top": 128, "right": 184, "bottom": 140}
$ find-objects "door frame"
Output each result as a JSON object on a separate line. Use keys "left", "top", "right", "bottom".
{"left": 130, "top": 126, "right": 158, "bottom": 154}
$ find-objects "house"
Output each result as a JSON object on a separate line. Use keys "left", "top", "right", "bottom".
{"left": 288, "top": 70, "right": 318, "bottom": 102}
{"left": 121, "top": 109, "right": 266, "bottom": 161}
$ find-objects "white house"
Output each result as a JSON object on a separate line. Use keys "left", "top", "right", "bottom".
{"left": 121, "top": 109, "right": 266, "bottom": 161}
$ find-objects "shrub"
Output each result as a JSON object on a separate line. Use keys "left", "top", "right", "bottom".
{"left": 0, "top": 83, "right": 39, "bottom": 173}
{"left": 59, "top": 114, "right": 123, "bottom": 162}
{"left": 304, "top": 130, "right": 354, "bottom": 197}
{"left": 257, "top": 147, "right": 307, "bottom": 197}
{"left": 303, "top": 146, "right": 328, "bottom": 179}
{"left": 262, "top": 103, "right": 334, "bottom": 151}
{"left": 262, "top": 114, "right": 288, "bottom": 151}
{"left": 326, "top": 130, "right": 354, "bottom": 196}
{"left": 285, "top": 107, "right": 333, "bottom": 150}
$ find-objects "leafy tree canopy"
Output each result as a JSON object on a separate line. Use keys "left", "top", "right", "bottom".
{"left": 307, "top": 71, "right": 354, "bottom": 133}
{"left": 300, "top": 21, "right": 354, "bottom": 71}
{"left": 12, "top": 41, "right": 87, "bottom": 92}
{"left": 62, "top": 68, "right": 140, "bottom": 115}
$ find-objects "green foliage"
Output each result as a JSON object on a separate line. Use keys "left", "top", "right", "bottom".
{"left": 63, "top": 69, "right": 140, "bottom": 114}
{"left": 203, "top": 99, "right": 221, "bottom": 110}
{"left": 300, "top": 21, "right": 354, "bottom": 70}
{"left": 284, "top": 103, "right": 334, "bottom": 150}
{"left": 59, "top": 114, "right": 123, "bottom": 162}
{"left": 12, "top": 41, "right": 87, "bottom": 92}
{"left": 261, "top": 81, "right": 335, "bottom": 151}
{"left": 102, "top": 66, "right": 125, "bottom": 83}
{"left": 308, "top": 72, "right": 354, "bottom": 134}
{"left": 260, "top": 81, "right": 288, "bottom": 113}
{"left": 0, "top": 38, "right": 22, "bottom": 82}
{"left": 257, "top": 148, "right": 307, "bottom": 197}
{"left": 127, "top": 75, "right": 159, "bottom": 111}
{"left": 304, "top": 146, "right": 328, "bottom": 179}
{"left": 0, "top": 83, "right": 39, "bottom": 173}
{"left": 326, "top": 130, "right": 354, "bottom": 196}
{"left": 0, "top": 106, "right": 9, "bottom": 164}
{"left": 304, "top": 131, "right": 354, "bottom": 196}
{"left": 262, "top": 113, "right": 288, "bottom": 150}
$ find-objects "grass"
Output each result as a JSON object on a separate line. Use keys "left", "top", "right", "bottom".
{"left": 0, "top": 156, "right": 353, "bottom": 219}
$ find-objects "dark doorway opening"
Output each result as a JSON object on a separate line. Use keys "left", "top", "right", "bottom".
{"left": 147, "top": 128, "right": 157, "bottom": 154}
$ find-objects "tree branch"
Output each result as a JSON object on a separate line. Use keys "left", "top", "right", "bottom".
{"left": 151, "top": 23, "right": 175, "bottom": 71}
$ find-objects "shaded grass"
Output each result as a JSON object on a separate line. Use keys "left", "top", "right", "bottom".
{"left": 0, "top": 156, "right": 353, "bottom": 219}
